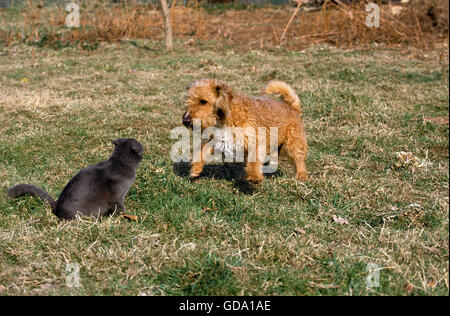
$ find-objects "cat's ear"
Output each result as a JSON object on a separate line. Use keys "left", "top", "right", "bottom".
{"left": 112, "top": 138, "right": 122, "bottom": 146}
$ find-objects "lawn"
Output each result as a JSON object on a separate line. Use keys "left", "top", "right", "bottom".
{"left": 0, "top": 40, "right": 448, "bottom": 295}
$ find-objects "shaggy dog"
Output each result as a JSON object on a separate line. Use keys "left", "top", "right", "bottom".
{"left": 182, "top": 79, "right": 307, "bottom": 183}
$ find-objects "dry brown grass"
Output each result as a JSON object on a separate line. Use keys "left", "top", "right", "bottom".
{"left": 0, "top": 0, "right": 448, "bottom": 50}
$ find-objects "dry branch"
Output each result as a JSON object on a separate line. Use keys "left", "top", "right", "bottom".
{"left": 280, "top": 0, "right": 302, "bottom": 44}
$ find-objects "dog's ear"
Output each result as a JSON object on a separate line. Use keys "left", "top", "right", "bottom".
{"left": 214, "top": 82, "right": 233, "bottom": 120}
{"left": 214, "top": 82, "right": 232, "bottom": 98}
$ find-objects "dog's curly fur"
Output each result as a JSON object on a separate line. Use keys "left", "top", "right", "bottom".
{"left": 182, "top": 78, "right": 308, "bottom": 183}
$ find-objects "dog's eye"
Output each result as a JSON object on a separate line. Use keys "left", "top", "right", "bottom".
{"left": 199, "top": 99, "right": 207, "bottom": 105}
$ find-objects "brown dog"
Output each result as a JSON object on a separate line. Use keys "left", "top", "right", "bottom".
{"left": 182, "top": 79, "right": 307, "bottom": 183}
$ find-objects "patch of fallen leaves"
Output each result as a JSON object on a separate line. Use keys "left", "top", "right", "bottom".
{"left": 294, "top": 227, "right": 306, "bottom": 234}
{"left": 405, "top": 282, "right": 414, "bottom": 293}
{"left": 120, "top": 213, "right": 138, "bottom": 221}
{"left": 333, "top": 215, "right": 349, "bottom": 225}
{"left": 394, "top": 151, "right": 432, "bottom": 172}
{"left": 385, "top": 204, "right": 426, "bottom": 227}
{"left": 424, "top": 116, "right": 449, "bottom": 125}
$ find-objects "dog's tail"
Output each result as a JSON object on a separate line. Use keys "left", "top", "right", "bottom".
{"left": 264, "top": 80, "right": 301, "bottom": 113}
{"left": 7, "top": 184, "right": 56, "bottom": 210}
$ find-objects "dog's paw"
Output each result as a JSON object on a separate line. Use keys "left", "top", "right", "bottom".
{"left": 245, "top": 175, "right": 264, "bottom": 184}
{"left": 188, "top": 170, "right": 202, "bottom": 182}
{"left": 190, "top": 171, "right": 201, "bottom": 178}
{"left": 296, "top": 171, "right": 308, "bottom": 181}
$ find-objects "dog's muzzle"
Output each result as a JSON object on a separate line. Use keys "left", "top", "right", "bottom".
{"left": 182, "top": 112, "right": 192, "bottom": 128}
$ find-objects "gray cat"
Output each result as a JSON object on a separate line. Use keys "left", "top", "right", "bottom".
{"left": 7, "top": 138, "right": 143, "bottom": 220}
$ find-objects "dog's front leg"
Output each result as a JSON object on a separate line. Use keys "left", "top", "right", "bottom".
{"left": 245, "top": 160, "right": 264, "bottom": 184}
{"left": 190, "top": 142, "right": 212, "bottom": 178}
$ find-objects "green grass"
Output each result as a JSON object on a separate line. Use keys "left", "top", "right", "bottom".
{"left": 0, "top": 40, "right": 448, "bottom": 296}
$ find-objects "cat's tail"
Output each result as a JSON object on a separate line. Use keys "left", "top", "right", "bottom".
{"left": 7, "top": 184, "right": 56, "bottom": 210}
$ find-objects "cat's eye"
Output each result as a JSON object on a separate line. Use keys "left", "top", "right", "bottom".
{"left": 199, "top": 99, "right": 207, "bottom": 105}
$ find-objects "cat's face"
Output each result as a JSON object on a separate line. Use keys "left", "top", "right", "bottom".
{"left": 112, "top": 138, "right": 144, "bottom": 162}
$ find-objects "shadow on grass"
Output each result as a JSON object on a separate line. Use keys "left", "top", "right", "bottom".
{"left": 172, "top": 161, "right": 283, "bottom": 194}
{"left": 119, "top": 39, "right": 159, "bottom": 51}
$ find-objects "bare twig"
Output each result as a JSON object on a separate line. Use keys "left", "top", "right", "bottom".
{"left": 413, "top": 8, "right": 428, "bottom": 49}
{"left": 280, "top": 0, "right": 302, "bottom": 44}
{"left": 171, "top": 0, "right": 177, "bottom": 35}
{"left": 439, "top": 50, "right": 449, "bottom": 100}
